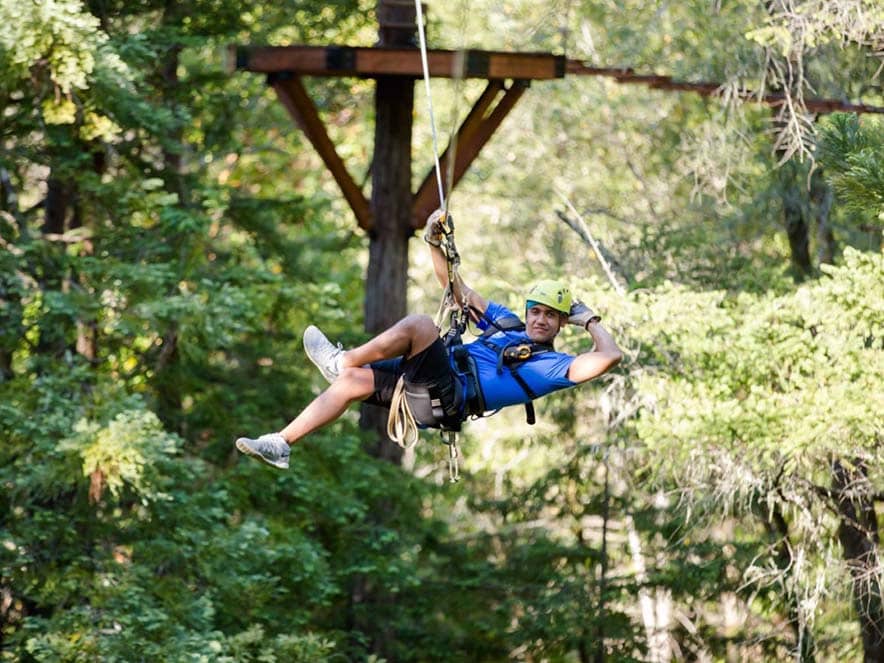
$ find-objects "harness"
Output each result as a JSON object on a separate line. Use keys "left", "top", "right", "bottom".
{"left": 467, "top": 313, "right": 554, "bottom": 426}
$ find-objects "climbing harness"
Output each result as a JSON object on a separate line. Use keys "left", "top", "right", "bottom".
{"left": 476, "top": 315, "right": 554, "bottom": 427}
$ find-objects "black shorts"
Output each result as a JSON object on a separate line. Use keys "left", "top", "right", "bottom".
{"left": 366, "top": 337, "right": 462, "bottom": 428}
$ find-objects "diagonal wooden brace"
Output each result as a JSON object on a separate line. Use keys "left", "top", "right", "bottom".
{"left": 412, "top": 79, "right": 529, "bottom": 229}
{"left": 270, "top": 74, "right": 373, "bottom": 231}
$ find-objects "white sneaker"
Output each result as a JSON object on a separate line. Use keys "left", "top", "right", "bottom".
{"left": 303, "top": 325, "right": 344, "bottom": 383}
{"left": 235, "top": 433, "right": 290, "bottom": 469}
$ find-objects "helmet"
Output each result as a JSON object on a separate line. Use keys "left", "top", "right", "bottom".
{"left": 525, "top": 280, "right": 572, "bottom": 315}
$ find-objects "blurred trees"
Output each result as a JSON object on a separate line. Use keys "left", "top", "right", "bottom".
{"left": 1, "top": 0, "right": 881, "bottom": 661}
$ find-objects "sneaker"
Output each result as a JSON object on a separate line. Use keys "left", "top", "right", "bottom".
{"left": 235, "top": 433, "right": 290, "bottom": 469}
{"left": 303, "top": 325, "right": 344, "bottom": 383}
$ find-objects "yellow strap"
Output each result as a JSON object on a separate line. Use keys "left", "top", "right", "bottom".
{"left": 387, "top": 375, "right": 420, "bottom": 450}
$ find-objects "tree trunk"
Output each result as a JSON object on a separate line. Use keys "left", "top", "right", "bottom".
{"left": 593, "top": 453, "right": 610, "bottom": 663}
{"left": 763, "top": 505, "right": 816, "bottom": 661}
{"left": 778, "top": 161, "right": 813, "bottom": 281}
{"left": 44, "top": 176, "right": 75, "bottom": 236}
{"left": 811, "top": 168, "right": 835, "bottom": 265}
{"left": 832, "top": 459, "right": 884, "bottom": 662}
{"left": 349, "top": 8, "right": 417, "bottom": 660}
{"left": 37, "top": 176, "right": 78, "bottom": 359}
{"left": 72, "top": 151, "right": 105, "bottom": 365}
{"left": 160, "top": 42, "right": 188, "bottom": 206}
{"left": 0, "top": 168, "right": 23, "bottom": 379}
{"left": 360, "top": 2, "right": 416, "bottom": 465}
{"left": 153, "top": 5, "right": 185, "bottom": 429}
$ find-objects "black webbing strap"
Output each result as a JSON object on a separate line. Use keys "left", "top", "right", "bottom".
{"left": 509, "top": 365, "right": 537, "bottom": 425}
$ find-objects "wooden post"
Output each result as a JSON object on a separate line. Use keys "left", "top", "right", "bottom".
{"left": 359, "top": 0, "right": 418, "bottom": 463}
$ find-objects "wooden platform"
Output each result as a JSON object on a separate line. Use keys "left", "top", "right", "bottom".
{"left": 233, "top": 45, "right": 566, "bottom": 80}
{"left": 233, "top": 42, "right": 883, "bottom": 232}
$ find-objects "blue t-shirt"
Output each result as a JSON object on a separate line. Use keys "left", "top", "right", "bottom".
{"left": 461, "top": 301, "right": 577, "bottom": 412}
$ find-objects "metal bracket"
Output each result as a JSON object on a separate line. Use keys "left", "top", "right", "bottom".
{"left": 326, "top": 46, "right": 356, "bottom": 71}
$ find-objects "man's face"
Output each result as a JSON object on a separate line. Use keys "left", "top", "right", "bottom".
{"left": 525, "top": 303, "right": 564, "bottom": 343}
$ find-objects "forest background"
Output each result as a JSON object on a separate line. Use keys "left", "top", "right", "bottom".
{"left": 1, "top": 0, "right": 882, "bottom": 661}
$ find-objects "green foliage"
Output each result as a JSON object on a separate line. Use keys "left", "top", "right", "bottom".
{"left": 60, "top": 409, "right": 180, "bottom": 501}
{"left": 1, "top": 0, "right": 104, "bottom": 94}
{"left": 817, "top": 113, "right": 884, "bottom": 224}
{"left": 1, "top": 0, "right": 882, "bottom": 661}
{"left": 0, "top": 0, "right": 127, "bottom": 139}
{"left": 632, "top": 247, "right": 882, "bottom": 475}
{"left": 619, "top": 248, "right": 882, "bottom": 658}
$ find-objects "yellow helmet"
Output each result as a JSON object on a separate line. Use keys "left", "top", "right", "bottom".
{"left": 525, "top": 280, "right": 572, "bottom": 315}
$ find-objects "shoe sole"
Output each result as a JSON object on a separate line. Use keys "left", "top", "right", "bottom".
{"left": 235, "top": 438, "right": 289, "bottom": 469}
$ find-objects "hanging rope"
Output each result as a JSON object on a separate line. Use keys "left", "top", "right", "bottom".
{"left": 559, "top": 0, "right": 575, "bottom": 59}
{"left": 387, "top": 376, "right": 420, "bottom": 450}
{"left": 443, "top": 0, "right": 469, "bottom": 206}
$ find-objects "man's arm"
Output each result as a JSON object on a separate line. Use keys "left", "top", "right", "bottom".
{"left": 425, "top": 211, "right": 488, "bottom": 318}
{"left": 565, "top": 302, "right": 623, "bottom": 383}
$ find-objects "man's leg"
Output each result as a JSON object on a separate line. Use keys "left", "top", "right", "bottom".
{"left": 341, "top": 314, "right": 439, "bottom": 368}
{"left": 236, "top": 366, "right": 375, "bottom": 468}
{"left": 291, "top": 314, "right": 438, "bottom": 438}
{"left": 237, "top": 315, "right": 439, "bottom": 468}
{"left": 306, "top": 314, "right": 439, "bottom": 382}
{"left": 278, "top": 366, "right": 374, "bottom": 443}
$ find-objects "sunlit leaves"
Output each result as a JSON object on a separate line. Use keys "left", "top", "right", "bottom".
{"left": 818, "top": 114, "right": 884, "bottom": 223}
{"left": 0, "top": 0, "right": 127, "bottom": 135}
{"left": 60, "top": 409, "right": 180, "bottom": 502}
{"left": 633, "top": 247, "right": 882, "bottom": 463}
{"left": 0, "top": 0, "right": 103, "bottom": 94}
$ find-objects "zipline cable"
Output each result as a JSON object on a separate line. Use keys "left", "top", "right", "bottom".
{"left": 443, "top": 0, "right": 469, "bottom": 208}
{"left": 392, "top": 2, "right": 469, "bottom": 481}
{"left": 414, "top": 0, "right": 446, "bottom": 210}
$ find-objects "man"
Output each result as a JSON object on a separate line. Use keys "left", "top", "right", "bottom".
{"left": 235, "top": 212, "right": 622, "bottom": 469}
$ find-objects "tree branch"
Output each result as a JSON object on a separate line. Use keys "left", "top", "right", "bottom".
{"left": 554, "top": 193, "right": 629, "bottom": 296}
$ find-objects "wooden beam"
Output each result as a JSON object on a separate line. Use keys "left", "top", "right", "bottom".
{"left": 234, "top": 45, "right": 566, "bottom": 81}
{"left": 566, "top": 60, "right": 884, "bottom": 115}
{"left": 412, "top": 80, "right": 529, "bottom": 228}
{"left": 270, "top": 74, "right": 372, "bottom": 230}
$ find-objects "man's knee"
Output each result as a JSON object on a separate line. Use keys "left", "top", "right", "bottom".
{"left": 402, "top": 314, "right": 438, "bottom": 353}
{"left": 401, "top": 313, "right": 436, "bottom": 334}
{"left": 334, "top": 366, "right": 375, "bottom": 399}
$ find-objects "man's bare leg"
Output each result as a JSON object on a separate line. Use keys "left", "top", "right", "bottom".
{"left": 281, "top": 314, "right": 438, "bottom": 443}
{"left": 278, "top": 367, "right": 374, "bottom": 443}
{"left": 235, "top": 367, "right": 374, "bottom": 468}
{"left": 340, "top": 314, "right": 439, "bottom": 369}
{"left": 236, "top": 314, "right": 441, "bottom": 466}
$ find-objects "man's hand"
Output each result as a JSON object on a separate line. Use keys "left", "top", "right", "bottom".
{"left": 568, "top": 300, "right": 601, "bottom": 329}
{"left": 423, "top": 208, "right": 449, "bottom": 247}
